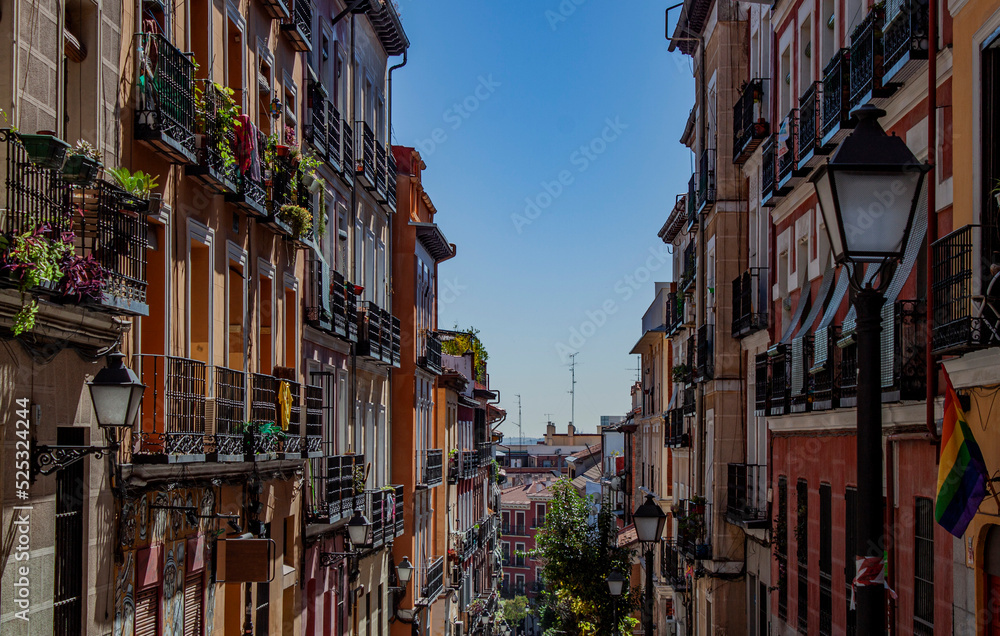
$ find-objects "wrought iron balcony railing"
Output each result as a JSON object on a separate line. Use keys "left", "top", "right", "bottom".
{"left": 209, "top": 365, "right": 247, "bottom": 460}
{"left": 327, "top": 101, "right": 342, "bottom": 169}
{"left": 386, "top": 150, "right": 397, "bottom": 212}
{"left": 421, "top": 448, "right": 444, "bottom": 487}
{"left": 356, "top": 121, "right": 376, "bottom": 187}
{"left": 306, "top": 81, "right": 328, "bottom": 157}
{"left": 769, "top": 345, "right": 790, "bottom": 416}
{"left": 687, "top": 174, "right": 697, "bottom": 226}
{"left": 931, "top": 224, "right": 1000, "bottom": 353}
{"left": 661, "top": 540, "right": 687, "bottom": 589}
{"left": 697, "top": 148, "right": 716, "bottom": 211}
{"left": 341, "top": 120, "right": 355, "bottom": 184}
{"left": 732, "top": 268, "right": 768, "bottom": 338}
{"left": 665, "top": 408, "right": 688, "bottom": 448}
{"left": 726, "top": 463, "right": 768, "bottom": 528}
{"left": 134, "top": 32, "right": 197, "bottom": 163}
{"left": 280, "top": 0, "right": 312, "bottom": 51}
{"left": 754, "top": 353, "right": 770, "bottom": 416}
{"left": 777, "top": 109, "right": 799, "bottom": 187}
{"left": 130, "top": 355, "right": 207, "bottom": 461}
{"left": 733, "top": 78, "right": 770, "bottom": 164}
{"left": 790, "top": 335, "right": 813, "bottom": 414}
{"left": 421, "top": 556, "right": 446, "bottom": 601}
{"left": 304, "top": 384, "right": 323, "bottom": 457}
{"left": 761, "top": 135, "right": 777, "bottom": 205}
{"left": 680, "top": 242, "right": 697, "bottom": 292}
{"left": 249, "top": 373, "right": 280, "bottom": 456}
{"left": 259, "top": 0, "right": 290, "bottom": 19}
{"left": 375, "top": 143, "right": 387, "bottom": 198}
{"left": 324, "top": 453, "right": 365, "bottom": 520}
{"left": 849, "top": 5, "right": 891, "bottom": 108}
{"left": 225, "top": 127, "right": 267, "bottom": 217}
{"left": 811, "top": 325, "right": 841, "bottom": 411}
{"left": 695, "top": 323, "right": 714, "bottom": 381}
{"left": 682, "top": 386, "right": 696, "bottom": 417}
{"left": 839, "top": 299, "right": 926, "bottom": 404}
{"left": 797, "top": 82, "right": 823, "bottom": 168}
{"left": 883, "top": 0, "right": 929, "bottom": 84}
{"left": 677, "top": 499, "right": 712, "bottom": 560}
{"left": 331, "top": 270, "right": 359, "bottom": 342}
{"left": 305, "top": 255, "right": 332, "bottom": 331}
{"left": 502, "top": 523, "right": 527, "bottom": 536}
{"left": 421, "top": 331, "right": 443, "bottom": 374}
{"left": 187, "top": 81, "right": 240, "bottom": 193}
{"left": 280, "top": 380, "right": 304, "bottom": 456}
{"left": 821, "top": 49, "right": 853, "bottom": 143}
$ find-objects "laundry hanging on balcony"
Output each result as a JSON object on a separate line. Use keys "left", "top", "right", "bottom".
{"left": 235, "top": 114, "right": 262, "bottom": 181}
{"left": 278, "top": 380, "right": 292, "bottom": 430}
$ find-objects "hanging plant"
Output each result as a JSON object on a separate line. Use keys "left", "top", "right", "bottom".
{"left": 211, "top": 83, "right": 241, "bottom": 168}
{"left": 62, "top": 139, "right": 102, "bottom": 186}
{"left": 0, "top": 226, "right": 72, "bottom": 335}
{"left": 58, "top": 253, "right": 106, "bottom": 303}
{"left": 279, "top": 204, "right": 313, "bottom": 238}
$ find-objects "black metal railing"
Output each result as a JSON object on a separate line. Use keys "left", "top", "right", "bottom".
{"left": 422, "top": 449, "right": 444, "bottom": 486}
{"left": 341, "top": 120, "right": 354, "bottom": 180}
{"left": 726, "top": 463, "right": 768, "bottom": 527}
{"left": 677, "top": 499, "right": 712, "bottom": 560}
{"left": 697, "top": 148, "right": 715, "bottom": 210}
{"left": 840, "top": 338, "right": 859, "bottom": 406}
{"left": 777, "top": 109, "right": 799, "bottom": 184}
{"left": 696, "top": 323, "right": 714, "bottom": 381}
{"left": 331, "top": 271, "right": 358, "bottom": 341}
{"left": 682, "top": 386, "right": 696, "bottom": 417}
{"left": 732, "top": 268, "right": 768, "bottom": 338}
{"left": 687, "top": 174, "right": 697, "bottom": 225}
{"left": 375, "top": 143, "right": 387, "bottom": 197}
{"left": 305, "top": 255, "right": 332, "bottom": 330}
{"left": 681, "top": 242, "right": 697, "bottom": 292}
{"left": 210, "top": 366, "right": 247, "bottom": 458}
{"left": 386, "top": 151, "right": 397, "bottom": 211}
{"left": 761, "top": 135, "right": 776, "bottom": 202}
{"left": 422, "top": 331, "right": 443, "bottom": 373}
{"left": 461, "top": 450, "right": 478, "bottom": 479}
{"left": 666, "top": 291, "right": 683, "bottom": 334}
{"left": 849, "top": 5, "right": 887, "bottom": 108}
{"left": 304, "top": 384, "right": 322, "bottom": 456}
{"left": 770, "top": 347, "right": 790, "bottom": 416}
{"left": 883, "top": 0, "right": 929, "bottom": 79}
{"left": 280, "top": 0, "right": 312, "bottom": 50}
{"left": 931, "top": 224, "right": 1000, "bottom": 353}
{"left": 358, "top": 300, "right": 385, "bottom": 359}
{"left": 282, "top": 380, "right": 303, "bottom": 455}
{"left": 1, "top": 130, "right": 74, "bottom": 232}
{"left": 325, "top": 453, "right": 364, "bottom": 519}
{"left": 665, "top": 408, "right": 688, "bottom": 447}
{"left": 733, "top": 78, "right": 769, "bottom": 163}
{"left": 822, "top": 49, "right": 852, "bottom": 141}
{"left": 881, "top": 299, "right": 926, "bottom": 402}
{"left": 754, "top": 353, "right": 770, "bottom": 416}
{"left": 661, "top": 541, "right": 687, "bottom": 589}
{"left": 307, "top": 82, "right": 328, "bottom": 156}
{"left": 327, "top": 102, "right": 342, "bottom": 166}
{"left": 421, "top": 556, "right": 445, "bottom": 600}
{"left": 131, "top": 355, "right": 207, "bottom": 459}
{"left": 812, "top": 325, "right": 842, "bottom": 411}
{"left": 798, "top": 82, "right": 823, "bottom": 162}
{"left": 503, "top": 523, "right": 527, "bottom": 536}
{"left": 135, "top": 32, "right": 197, "bottom": 158}
{"left": 357, "top": 121, "right": 375, "bottom": 184}
{"left": 790, "top": 336, "right": 813, "bottom": 413}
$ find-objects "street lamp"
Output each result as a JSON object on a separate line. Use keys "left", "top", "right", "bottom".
{"left": 811, "top": 104, "right": 928, "bottom": 636}
{"left": 346, "top": 509, "right": 372, "bottom": 547}
{"left": 633, "top": 494, "right": 667, "bottom": 636}
{"left": 607, "top": 569, "right": 625, "bottom": 636}
{"left": 397, "top": 556, "right": 414, "bottom": 586}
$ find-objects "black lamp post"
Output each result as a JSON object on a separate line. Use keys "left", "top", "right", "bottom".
{"left": 633, "top": 494, "right": 667, "bottom": 636}
{"left": 811, "top": 104, "right": 928, "bottom": 636}
{"left": 606, "top": 569, "right": 625, "bottom": 636}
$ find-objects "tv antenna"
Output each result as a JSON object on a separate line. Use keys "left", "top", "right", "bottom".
{"left": 516, "top": 394, "right": 524, "bottom": 444}
{"left": 568, "top": 353, "right": 578, "bottom": 430}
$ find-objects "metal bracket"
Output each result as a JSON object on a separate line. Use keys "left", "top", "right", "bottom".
{"left": 31, "top": 437, "right": 117, "bottom": 483}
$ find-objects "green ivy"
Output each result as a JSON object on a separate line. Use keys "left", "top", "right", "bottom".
{"left": 441, "top": 326, "right": 490, "bottom": 383}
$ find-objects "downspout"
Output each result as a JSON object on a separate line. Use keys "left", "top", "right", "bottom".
{"left": 388, "top": 50, "right": 408, "bottom": 145}
{"left": 924, "top": 0, "right": 939, "bottom": 441}
{"left": 349, "top": 11, "right": 359, "bottom": 453}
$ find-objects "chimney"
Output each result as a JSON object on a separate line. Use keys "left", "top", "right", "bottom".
{"left": 567, "top": 423, "right": 575, "bottom": 444}
{"left": 545, "top": 421, "right": 555, "bottom": 443}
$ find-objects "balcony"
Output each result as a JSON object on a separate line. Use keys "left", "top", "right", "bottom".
{"left": 356, "top": 121, "right": 376, "bottom": 188}
{"left": 224, "top": 127, "right": 267, "bottom": 217}
{"left": 697, "top": 149, "right": 716, "bottom": 213}
{"left": 303, "top": 384, "right": 323, "bottom": 457}
{"left": 478, "top": 441, "right": 493, "bottom": 467}
{"left": 208, "top": 365, "right": 248, "bottom": 461}
{"left": 265, "top": 156, "right": 303, "bottom": 237}
{"left": 420, "top": 449, "right": 444, "bottom": 487}
{"left": 305, "top": 256, "right": 332, "bottom": 331}
{"left": 732, "top": 268, "right": 768, "bottom": 338}
{"left": 883, "top": 0, "right": 929, "bottom": 85}
{"left": 839, "top": 300, "right": 926, "bottom": 404}
{"left": 680, "top": 242, "right": 696, "bottom": 292}
{"left": 677, "top": 499, "right": 712, "bottom": 560}
{"left": 386, "top": 151, "right": 397, "bottom": 212}
{"left": 324, "top": 453, "right": 365, "bottom": 521}
{"left": 840, "top": 336, "right": 859, "bottom": 407}
{"left": 797, "top": 82, "right": 825, "bottom": 170}
{"left": 776, "top": 109, "right": 800, "bottom": 189}
{"left": 665, "top": 291, "right": 683, "bottom": 335}
{"left": 279, "top": 380, "right": 304, "bottom": 457}
{"left": 460, "top": 449, "right": 479, "bottom": 479}
{"left": 695, "top": 323, "right": 714, "bottom": 382}
{"left": 732, "top": 78, "right": 770, "bottom": 164}
{"left": 375, "top": 144, "right": 387, "bottom": 200}
{"left": 187, "top": 82, "right": 239, "bottom": 194}
{"left": 249, "top": 373, "right": 280, "bottom": 458}
{"left": 134, "top": 32, "right": 197, "bottom": 163}
{"left": 357, "top": 301, "right": 398, "bottom": 365}
{"left": 661, "top": 541, "right": 687, "bottom": 590}
{"left": 665, "top": 408, "right": 688, "bottom": 448}
{"left": 849, "top": 5, "right": 895, "bottom": 108}
{"left": 420, "top": 556, "right": 446, "bottom": 601}
{"left": 258, "top": 0, "right": 290, "bottom": 19}
{"left": 130, "top": 355, "right": 207, "bottom": 462}
{"left": 341, "top": 120, "right": 355, "bottom": 185}
{"left": 420, "top": 331, "right": 443, "bottom": 374}
{"left": 682, "top": 386, "right": 696, "bottom": 417}
{"left": 761, "top": 135, "right": 777, "bottom": 206}
{"left": 280, "top": 0, "right": 312, "bottom": 51}
{"left": 686, "top": 174, "right": 698, "bottom": 226}
{"left": 502, "top": 523, "right": 527, "bottom": 536}
{"left": 327, "top": 101, "right": 342, "bottom": 171}
{"left": 821, "top": 49, "right": 854, "bottom": 146}
{"left": 360, "top": 485, "right": 405, "bottom": 548}
{"left": 306, "top": 82, "right": 328, "bottom": 157}
{"left": 331, "top": 271, "right": 359, "bottom": 342}
{"left": 931, "top": 225, "right": 1000, "bottom": 353}
{"left": 754, "top": 353, "right": 769, "bottom": 416}
{"left": 769, "top": 345, "right": 790, "bottom": 416}
{"left": 810, "top": 325, "right": 841, "bottom": 411}
{"left": 726, "top": 464, "right": 768, "bottom": 528}
{"left": 790, "top": 335, "right": 813, "bottom": 414}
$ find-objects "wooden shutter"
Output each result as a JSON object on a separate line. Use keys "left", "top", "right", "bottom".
{"left": 134, "top": 587, "right": 160, "bottom": 636}
{"left": 183, "top": 574, "right": 204, "bottom": 636}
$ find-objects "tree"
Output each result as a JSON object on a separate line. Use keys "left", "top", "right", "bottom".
{"left": 441, "top": 326, "right": 489, "bottom": 383}
{"left": 531, "top": 479, "right": 641, "bottom": 635}
{"left": 500, "top": 596, "right": 529, "bottom": 634}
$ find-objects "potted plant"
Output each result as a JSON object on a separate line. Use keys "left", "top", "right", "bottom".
{"left": 106, "top": 167, "right": 160, "bottom": 211}
{"left": 18, "top": 131, "right": 70, "bottom": 170}
{"left": 62, "top": 140, "right": 102, "bottom": 186}
{"left": 672, "top": 364, "right": 689, "bottom": 382}
{"left": 278, "top": 204, "right": 313, "bottom": 238}
{"left": 0, "top": 226, "right": 73, "bottom": 335}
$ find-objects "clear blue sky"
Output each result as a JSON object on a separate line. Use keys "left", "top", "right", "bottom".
{"left": 391, "top": 1, "right": 696, "bottom": 438}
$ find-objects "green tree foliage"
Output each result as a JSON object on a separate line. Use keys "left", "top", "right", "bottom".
{"left": 441, "top": 326, "right": 489, "bottom": 383}
{"left": 501, "top": 595, "right": 529, "bottom": 625}
{"left": 532, "top": 480, "right": 641, "bottom": 635}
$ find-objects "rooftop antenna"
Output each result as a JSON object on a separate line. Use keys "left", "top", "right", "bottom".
{"left": 516, "top": 394, "right": 523, "bottom": 445}
{"left": 568, "top": 352, "right": 578, "bottom": 430}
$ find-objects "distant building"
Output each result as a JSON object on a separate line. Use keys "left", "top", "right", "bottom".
{"left": 542, "top": 421, "right": 602, "bottom": 447}
{"left": 600, "top": 415, "right": 624, "bottom": 429}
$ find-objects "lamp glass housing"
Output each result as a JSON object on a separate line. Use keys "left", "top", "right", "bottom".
{"left": 346, "top": 510, "right": 371, "bottom": 546}
{"left": 632, "top": 494, "right": 667, "bottom": 543}
{"left": 397, "top": 556, "right": 414, "bottom": 584}
{"left": 607, "top": 570, "right": 625, "bottom": 596}
{"left": 87, "top": 352, "right": 145, "bottom": 429}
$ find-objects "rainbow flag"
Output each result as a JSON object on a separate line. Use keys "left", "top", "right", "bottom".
{"left": 935, "top": 371, "right": 988, "bottom": 537}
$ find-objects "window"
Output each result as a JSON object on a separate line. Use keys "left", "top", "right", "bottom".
{"left": 187, "top": 225, "right": 212, "bottom": 364}
{"left": 800, "top": 17, "right": 813, "bottom": 86}
{"left": 54, "top": 428, "right": 84, "bottom": 635}
{"left": 846, "top": 487, "right": 857, "bottom": 636}
{"left": 226, "top": 16, "right": 245, "bottom": 110}
{"left": 914, "top": 497, "right": 935, "bottom": 634}
{"left": 227, "top": 247, "right": 246, "bottom": 370}
{"left": 183, "top": 571, "right": 204, "bottom": 636}
{"left": 515, "top": 543, "right": 525, "bottom": 567}
{"left": 777, "top": 476, "right": 788, "bottom": 621}
{"left": 284, "top": 281, "right": 297, "bottom": 370}
{"left": 134, "top": 587, "right": 160, "bottom": 636}
{"left": 819, "top": 484, "right": 832, "bottom": 636}
{"left": 536, "top": 504, "right": 545, "bottom": 527}
{"left": 797, "top": 479, "right": 808, "bottom": 634}
{"left": 258, "top": 262, "right": 274, "bottom": 373}
{"left": 256, "top": 525, "right": 272, "bottom": 635}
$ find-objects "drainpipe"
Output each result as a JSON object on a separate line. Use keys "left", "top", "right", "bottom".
{"left": 924, "top": 0, "right": 939, "bottom": 441}
{"left": 388, "top": 50, "right": 408, "bottom": 144}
